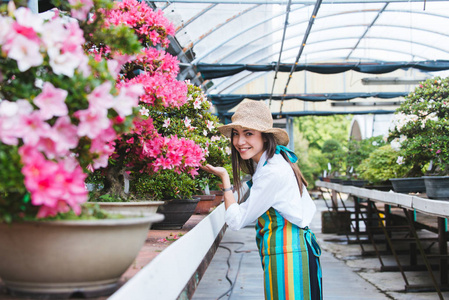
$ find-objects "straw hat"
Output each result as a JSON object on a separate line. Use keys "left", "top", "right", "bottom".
{"left": 218, "top": 100, "right": 289, "bottom": 146}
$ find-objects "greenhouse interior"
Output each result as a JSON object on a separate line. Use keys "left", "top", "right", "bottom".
{"left": 1, "top": 0, "right": 449, "bottom": 299}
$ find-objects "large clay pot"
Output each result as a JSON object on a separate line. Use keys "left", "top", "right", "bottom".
{"left": 0, "top": 213, "right": 163, "bottom": 298}
{"left": 153, "top": 197, "right": 200, "bottom": 230}
{"left": 423, "top": 176, "right": 449, "bottom": 200}
{"left": 389, "top": 177, "right": 426, "bottom": 194}
{"left": 90, "top": 201, "right": 165, "bottom": 215}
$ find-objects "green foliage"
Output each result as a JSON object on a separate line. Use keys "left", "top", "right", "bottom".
{"left": 388, "top": 76, "right": 449, "bottom": 176}
{"left": 321, "top": 139, "right": 346, "bottom": 177}
{"left": 358, "top": 145, "right": 411, "bottom": 184}
{"left": 295, "top": 115, "right": 350, "bottom": 184}
{"left": 133, "top": 170, "right": 197, "bottom": 200}
{"left": 346, "top": 136, "right": 386, "bottom": 176}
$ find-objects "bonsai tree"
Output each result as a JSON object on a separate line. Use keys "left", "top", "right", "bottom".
{"left": 358, "top": 145, "right": 410, "bottom": 184}
{"left": 84, "top": 1, "right": 229, "bottom": 201}
{"left": 388, "top": 76, "right": 449, "bottom": 176}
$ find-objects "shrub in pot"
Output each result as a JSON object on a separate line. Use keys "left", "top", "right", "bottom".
{"left": 388, "top": 76, "right": 449, "bottom": 197}
{"left": 0, "top": 0, "right": 163, "bottom": 297}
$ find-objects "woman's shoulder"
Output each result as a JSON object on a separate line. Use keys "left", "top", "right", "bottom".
{"left": 257, "top": 153, "right": 292, "bottom": 177}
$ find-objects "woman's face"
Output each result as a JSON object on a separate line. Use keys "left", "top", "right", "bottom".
{"left": 232, "top": 128, "right": 266, "bottom": 163}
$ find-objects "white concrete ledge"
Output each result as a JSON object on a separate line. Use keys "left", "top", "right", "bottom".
{"left": 108, "top": 203, "right": 225, "bottom": 300}
{"left": 316, "top": 181, "right": 449, "bottom": 218}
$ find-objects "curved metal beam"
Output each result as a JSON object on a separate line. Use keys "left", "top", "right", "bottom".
{"left": 211, "top": 7, "right": 449, "bottom": 64}
{"left": 191, "top": 4, "right": 311, "bottom": 63}
{"left": 234, "top": 35, "right": 447, "bottom": 65}
{"left": 175, "top": 4, "right": 218, "bottom": 33}
{"left": 229, "top": 23, "right": 449, "bottom": 64}
{"left": 153, "top": 0, "right": 445, "bottom": 4}
{"left": 184, "top": 4, "right": 260, "bottom": 51}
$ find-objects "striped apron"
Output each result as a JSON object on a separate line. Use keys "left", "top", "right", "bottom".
{"left": 256, "top": 207, "right": 322, "bottom": 300}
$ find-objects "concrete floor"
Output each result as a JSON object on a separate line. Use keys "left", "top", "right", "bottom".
{"left": 192, "top": 199, "right": 449, "bottom": 300}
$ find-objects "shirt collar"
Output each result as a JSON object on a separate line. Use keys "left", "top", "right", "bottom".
{"left": 255, "top": 150, "right": 268, "bottom": 171}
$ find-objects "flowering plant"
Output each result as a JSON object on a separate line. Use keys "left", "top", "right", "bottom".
{"left": 0, "top": 1, "right": 144, "bottom": 221}
{"left": 388, "top": 76, "right": 449, "bottom": 176}
{"left": 84, "top": 0, "right": 229, "bottom": 201}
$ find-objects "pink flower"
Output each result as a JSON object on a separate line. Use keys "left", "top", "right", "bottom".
{"left": 68, "top": 0, "right": 94, "bottom": 20}
{"left": 19, "top": 111, "right": 52, "bottom": 145}
{"left": 112, "top": 84, "right": 142, "bottom": 117}
{"left": 75, "top": 108, "right": 111, "bottom": 139}
{"left": 52, "top": 116, "right": 79, "bottom": 153}
{"left": 20, "top": 146, "right": 87, "bottom": 218}
{"left": 88, "top": 82, "right": 114, "bottom": 112}
{"left": 33, "top": 82, "right": 68, "bottom": 120}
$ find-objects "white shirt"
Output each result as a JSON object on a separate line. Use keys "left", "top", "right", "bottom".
{"left": 225, "top": 151, "right": 317, "bottom": 231}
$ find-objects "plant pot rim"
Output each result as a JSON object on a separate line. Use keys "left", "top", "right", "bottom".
{"left": 167, "top": 197, "right": 201, "bottom": 203}
{"left": 90, "top": 200, "right": 166, "bottom": 206}
{"left": 2, "top": 212, "right": 164, "bottom": 227}
{"left": 422, "top": 175, "right": 449, "bottom": 179}
{"left": 389, "top": 177, "right": 424, "bottom": 181}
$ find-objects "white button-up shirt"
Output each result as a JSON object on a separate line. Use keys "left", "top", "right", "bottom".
{"left": 225, "top": 151, "right": 317, "bottom": 231}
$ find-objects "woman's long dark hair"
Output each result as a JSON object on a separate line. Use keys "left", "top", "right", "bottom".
{"left": 231, "top": 131, "right": 308, "bottom": 202}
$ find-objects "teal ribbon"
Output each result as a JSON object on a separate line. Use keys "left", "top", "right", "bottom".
{"left": 275, "top": 145, "right": 298, "bottom": 163}
{"left": 303, "top": 226, "right": 321, "bottom": 257}
{"left": 303, "top": 226, "right": 323, "bottom": 296}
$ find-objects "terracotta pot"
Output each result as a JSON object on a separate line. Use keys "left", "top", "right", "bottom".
{"left": 194, "top": 194, "right": 217, "bottom": 214}
{"left": 210, "top": 190, "right": 224, "bottom": 206}
{"left": 0, "top": 213, "right": 164, "bottom": 298}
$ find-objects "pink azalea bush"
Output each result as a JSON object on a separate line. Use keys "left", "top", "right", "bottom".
{"left": 85, "top": 0, "right": 221, "bottom": 201}
{"left": 0, "top": 1, "right": 144, "bottom": 221}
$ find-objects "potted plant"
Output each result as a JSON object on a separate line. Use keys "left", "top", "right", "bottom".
{"left": 346, "top": 136, "right": 385, "bottom": 189}
{"left": 388, "top": 76, "right": 449, "bottom": 198}
{"left": 358, "top": 145, "right": 412, "bottom": 192}
{"left": 83, "top": 0, "right": 205, "bottom": 219}
{"left": 0, "top": 1, "right": 164, "bottom": 297}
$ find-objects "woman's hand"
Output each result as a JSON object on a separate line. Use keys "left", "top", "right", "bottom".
{"left": 200, "top": 164, "right": 229, "bottom": 179}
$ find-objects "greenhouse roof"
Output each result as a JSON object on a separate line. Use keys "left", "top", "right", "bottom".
{"left": 156, "top": 0, "right": 449, "bottom": 117}
{"left": 150, "top": 0, "right": 449, "bottom": 115}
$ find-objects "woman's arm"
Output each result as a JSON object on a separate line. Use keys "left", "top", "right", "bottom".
{"left": 200, "top": 164, "right": 236, "bottom": 210}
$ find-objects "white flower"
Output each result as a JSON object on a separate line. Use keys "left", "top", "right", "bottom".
{"left": 184, "top": 117, "right": 192, "bottom": 128}
{"left": 139, "top": 106, "right": 149, "bottom": 116}
{"left": 391, "top": 138, "right": 401, "bottom": 151}
{"left": 396, "top": 156, "right": 404, "bottom": 165}
{"left": 6, "top": 35, "right": 43, "bottom": 71}
{"left": 372, "top": 141, "right": 378, "bottom": 146}
{"left": 163, "top": 118, "right": 170, "bottom": 128}
{"left": 211, "top": 135, "right": 221, "bottom": 142}
{"left": 203, "top": 129, "right": 208, "bottom": 136}
{"left": 206, "top": 120, "right": 215, "bottom": 131}
{"left": 225, "top": 146, "right": 231, "bottom": 155}
{"left": 193, "top": 98, "right": 201, "bottom": 109}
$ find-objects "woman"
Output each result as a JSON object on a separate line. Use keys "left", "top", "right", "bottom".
{"left": 202, "top": 100, "right": 322, "bottom": 300}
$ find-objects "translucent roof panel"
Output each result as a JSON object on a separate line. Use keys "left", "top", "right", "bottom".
{"left": 153, "top": 0, "right": 449, "bottom": 109}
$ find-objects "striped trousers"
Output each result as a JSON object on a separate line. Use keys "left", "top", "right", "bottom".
{"left": 256, "top": 208, "right": 322, "bottom": 300}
